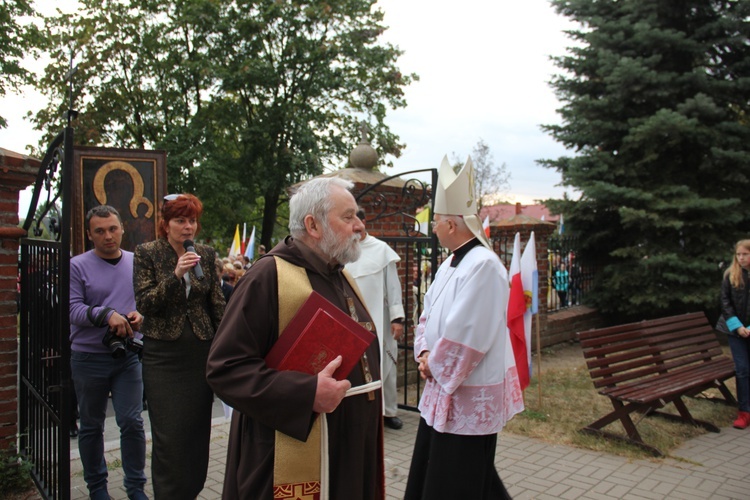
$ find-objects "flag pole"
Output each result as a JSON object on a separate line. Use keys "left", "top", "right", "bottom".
{"left": 536, "top": 311, "right": 542, "bottom": 408}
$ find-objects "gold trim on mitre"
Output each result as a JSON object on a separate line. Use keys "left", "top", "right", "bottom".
{"left": 433, "top": 155, "right": 492, "bottom": 251}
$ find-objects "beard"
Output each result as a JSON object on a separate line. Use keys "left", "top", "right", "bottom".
{"left": 319, "top": 222, "right": 361, "bottom": 265}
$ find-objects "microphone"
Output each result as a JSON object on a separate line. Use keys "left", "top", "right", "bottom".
{"left": 182, "top": 240, "right": 205, "bottom": 280}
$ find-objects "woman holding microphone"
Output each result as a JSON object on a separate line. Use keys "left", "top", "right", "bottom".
{"left": 133, "top": 194, "right": 225, "bottom": 498}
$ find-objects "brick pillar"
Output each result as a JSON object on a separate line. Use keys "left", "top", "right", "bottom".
{"left": 0, "top": 148, "right": 41, "bottom": 449}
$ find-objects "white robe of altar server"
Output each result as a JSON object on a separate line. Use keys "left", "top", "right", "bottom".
{"left": 346, "top": 235, "right": 405, "bottom": 416}
{"left": 414, "top": 244, "right": 524, "bottom": 435}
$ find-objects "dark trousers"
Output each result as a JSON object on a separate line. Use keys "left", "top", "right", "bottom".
{"left": 71, "top": 351, "right": 146, "bottom": 498}
{"left": 142, "top": 328, "right": 214, "bottom": 499}
{"left": 729, "top": 335, "right": 750, "bottom": 412}
{"left": 405, "top": 417, "right": 512, "bottom": 500}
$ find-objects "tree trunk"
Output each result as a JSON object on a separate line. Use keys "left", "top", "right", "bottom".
{"left": 261, "top": 185, "right": 281, "bottom": 250}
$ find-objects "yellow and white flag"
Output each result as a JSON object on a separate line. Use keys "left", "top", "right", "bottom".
{"left": 415, "top": 207, "right": 430, "bottom": 235}
{"left": 229, "top": 224, "right": 241, "bottom": 257}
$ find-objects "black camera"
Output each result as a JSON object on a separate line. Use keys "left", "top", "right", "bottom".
{"left": 102, "top": 329, "right": 144, "bottom": 358}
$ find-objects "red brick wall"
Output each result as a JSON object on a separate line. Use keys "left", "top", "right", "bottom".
{"left": 0, "top": 152, "right": 39, "bottom": 449}
{"left": 0, "top": 193, "right": 23, "bottom": 447}
{"left": 543, "top": 305, "right": 605, "bottom": 347}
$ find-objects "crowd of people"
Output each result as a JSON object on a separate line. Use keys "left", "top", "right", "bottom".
{"left": 214, "top": 245, "right": 266, "bottom": 303}
{"left": 66, "top": 156, "right": 750, "bottom": 500}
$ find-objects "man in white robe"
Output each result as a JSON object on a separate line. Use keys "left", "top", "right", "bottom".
{"left": 404, "top": 156, "right": 524, "bottom": 500}
{"left": 346, "top": 208, "right": 406, "bottom": 429}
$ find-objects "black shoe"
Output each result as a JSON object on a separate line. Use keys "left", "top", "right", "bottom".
{"left": 384, "top": 416, "right": 403, "bottom": 430}
{"left": 69, "top": 423, "right": 79, "bottom": 438}
{"left": 89, "top": 488, "right": 111, "bottom": 500}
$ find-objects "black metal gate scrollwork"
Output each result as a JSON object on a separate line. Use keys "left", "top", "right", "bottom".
{"left": 19, "top": 118, "right": 74, "bottom": 498}
{"left": 355, "top": 168, "right": 439, "bottom": 411}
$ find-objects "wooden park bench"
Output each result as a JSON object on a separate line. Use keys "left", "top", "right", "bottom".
{"left": 578, "top": 312, "right": 736, "bottom": 456}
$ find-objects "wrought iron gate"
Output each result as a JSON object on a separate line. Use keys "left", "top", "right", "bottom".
{"left": 19, "top": 126, "right": 73, "bottom": 499}
{"left": 355, "top": 168, "right": 439, "bottom": 411}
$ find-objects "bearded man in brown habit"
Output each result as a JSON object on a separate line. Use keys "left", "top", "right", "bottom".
{"left": 207, "top": 177, "right": 384, "bottom": 500}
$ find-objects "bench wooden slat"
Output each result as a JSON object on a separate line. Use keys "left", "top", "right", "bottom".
{"left": 578, "top": 312, "right": 706, "bottom": 342}
{"left": 587, "top": 341, "right": 723, "bottom": 374}
{"left": 589, "top": 346, "right": 727, "bottom": 385}
{"left": 583, "top": 336, "right": 716, "bottom": 369}
{"left": 576, "top": 312, "right": 736, "bottom": 456}
{"left": 603, "top": 359, "right": 735, "bottom": 402}
{"left": 582, "top": 326, "right": 717, "bottom": 359}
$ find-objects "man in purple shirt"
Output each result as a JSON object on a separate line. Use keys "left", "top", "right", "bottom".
{"left": 69, "top": 205, "right": 147, "bottom": 500}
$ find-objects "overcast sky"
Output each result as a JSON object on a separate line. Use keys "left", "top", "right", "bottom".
{"left": 4, "top": 0, "right": 578, "bottom": 215}
{"left": 376, "top": 0, "right": 578, "bottom": 204}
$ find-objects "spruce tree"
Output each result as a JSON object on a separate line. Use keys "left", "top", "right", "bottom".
{"left": 542, "top": 0, "right": 750, "bottom": 319}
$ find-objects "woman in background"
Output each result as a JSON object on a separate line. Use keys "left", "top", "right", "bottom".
{"left": 717, "top": 239, "right": 750, "bottom": 430}
{"left": 133, "top": 194, "right": 225, "bottom": 498}
{"left": 554, "top": 262, "right": 570, "bottom": 308}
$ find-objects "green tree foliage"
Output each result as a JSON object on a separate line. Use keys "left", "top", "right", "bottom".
{"left": 541, "top": 0, "right": 750, "bottom": 319}
{"left": 35, "top": 0, "right": 250, "bottom": 239}
{"left": 32, "top": 0, "right": 415, "bottom": 247}
{"left": 0, "top": 0, "right": 41, "bottom": 128}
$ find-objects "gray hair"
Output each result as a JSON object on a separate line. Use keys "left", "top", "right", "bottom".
{"left": 288, "top": 177, "right": 355, "bottom": 238}
{"left": 442, "top": 214, "right": 468, "bottom": 231}
{"left": 85, "top": 205, "right": 122, "bottom": 229}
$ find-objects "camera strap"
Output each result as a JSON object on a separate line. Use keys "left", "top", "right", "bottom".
{"left": 87, "top": 306, "right": 114, "bottom": 328}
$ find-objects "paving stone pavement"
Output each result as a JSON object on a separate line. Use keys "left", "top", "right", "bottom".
{"left": 69, "top": 400, "right": 750, "bottom": 499}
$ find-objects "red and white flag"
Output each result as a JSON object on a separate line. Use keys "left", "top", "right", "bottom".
{"left": 507, "top": 233, "right": 529, "bottom": 390}
{"left": 482, "top": 215, "right": 490, "bottom": 237}
{"left": 520, "top": 231, "right": 538, "bottom": 383}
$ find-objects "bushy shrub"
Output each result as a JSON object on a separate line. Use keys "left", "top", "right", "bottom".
{"left": 0, "top": 446, "right": 33, "bottom": 497}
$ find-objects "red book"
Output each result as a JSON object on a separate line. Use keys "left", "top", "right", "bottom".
{"left": 265, "top": 291, "right": 375, "bottom": 380}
